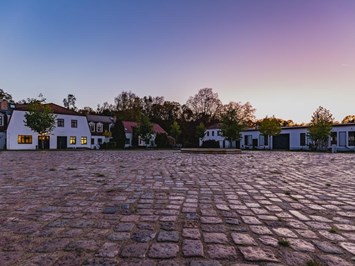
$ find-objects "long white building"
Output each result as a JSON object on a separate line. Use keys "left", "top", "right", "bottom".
{"left": 201, "top": 123, "right": 355, "bottom": 151}
{"left": 6, "top": 103, "right": 91, "bottom": 150}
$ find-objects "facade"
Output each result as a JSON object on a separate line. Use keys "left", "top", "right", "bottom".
{"left": 201, "top": 124, "right": 355, "bottom": 152}
{"left": 6, "top": 103, "right": 91, "bottom": 150}
{"left": 86, "top": 114, "right": 114, "bottom": 149}
{"left": 123, "top": 121, "right": 167, "bottom": 148}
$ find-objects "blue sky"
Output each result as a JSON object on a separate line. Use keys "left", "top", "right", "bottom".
{"left": 1, "top": 0, "right": 355, "bottom": 123}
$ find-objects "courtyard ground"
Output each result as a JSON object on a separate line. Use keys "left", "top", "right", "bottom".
{"left": 0, "top": 150, "right": 354, "bottom": 266}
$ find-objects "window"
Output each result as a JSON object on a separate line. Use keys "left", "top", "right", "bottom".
{"left": 91, "top": 138, "right": 95, "bottom": 145}
{"left": 339, "top": 131, "right": 346, "bottom": 147}
{"left": 212, "top": 131, "right": 215, "bottom": 136}
{"left": 96, "top": 123, "right": 103, "bottom": 133}
{"left": 331, "top": 132, "right": 337, "bottom": 145}
{"left": 70, "top": 136, "right": 76, "bottom": 145}
{"left": 57, "top": 119, "right": 64, "bottom": 127}
{"left": 125, "top": 138, "right": 130, "bottom": 144}
{"left": 81, "top": 137, "right": 87, "bottom": 145}
{"left": 98, "top": 138, "right": 103, "bottom": 144}
{"left": 300, "top": 133, "right": 306, "bottom": 146}
{"left": 264, "top": 135, "right": 269, "bottom": 146}
{"left": 71, "top": 120, "right": 78, "bottom": 128}
{"left": 18, "top": 135, "right": 32, "bottom": 144}
{"left": 89, "top": 122, "right": 95, "bottom": 132}
{"left": 244, "top": 135, "right": 252, "bottom": 146}
{"left": 218, "top": 130, "right": 223, "bottom": 136}
{"left": 206, "top": 131, "right": 209, "bottom": 137}
{"left": 0, "top": 114, "right": 3, "bottom": 126}
{"left": 348, "top": 131, "right": 355, "bottom": 146}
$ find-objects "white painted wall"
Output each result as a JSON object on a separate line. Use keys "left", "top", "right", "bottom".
{"left": 7, "top": 110, "right": 91, "bottom": 150}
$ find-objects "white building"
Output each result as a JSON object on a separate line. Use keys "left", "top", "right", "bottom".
{"left": 123, "top": 121, "right": 167, "bottom": 148}
{"left": 86, "top": 114, "right": 114, "bottom": 149}
{"left": 6, "top": 103, "right": 91, "bottom": 150}
{"left": 201, "top": 123, "right": 355, "bottom": 152}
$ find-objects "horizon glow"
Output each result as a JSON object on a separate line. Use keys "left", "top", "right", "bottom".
{"left": 1, "top": 0, "right": 355, "bottom": 123}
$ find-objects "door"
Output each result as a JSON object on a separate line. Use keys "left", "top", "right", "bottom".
{"left": 57, "top": 136, "right": 67, "bottom": 149}
{"left": 339, "top": 132, "right": 346, "bottom": 147}
{"left": 38, "top": 136, "right": 50, "bottom": 150}
{"left": 273, "top": 134, "right": 290, "bottom": 150}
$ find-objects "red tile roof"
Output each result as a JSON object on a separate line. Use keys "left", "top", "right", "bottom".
{"left": 15, "top": 103, "right": 83, "bottom": 116}
{"left": 122, "top": 121, "right": 167, "bottom": 134}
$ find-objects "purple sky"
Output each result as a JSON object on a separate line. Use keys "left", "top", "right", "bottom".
{"left": 1, "top": 0, "right": 355, "bottom": 123}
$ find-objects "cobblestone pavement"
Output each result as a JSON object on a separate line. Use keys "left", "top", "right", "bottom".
{"left": 1, "top": 150, "right": 355, "bottom": 266}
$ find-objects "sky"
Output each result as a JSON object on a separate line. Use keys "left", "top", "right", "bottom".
{"left": 1, "top": 0, "right": 355, "bottom": 123}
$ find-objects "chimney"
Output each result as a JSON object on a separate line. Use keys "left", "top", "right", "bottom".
{"left": 0, "top": 100, "right": 9, "bottom": 111}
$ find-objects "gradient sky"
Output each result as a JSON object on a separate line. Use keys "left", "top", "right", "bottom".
{"left": 1, "top": 0, "right": 355, "bottom": 123}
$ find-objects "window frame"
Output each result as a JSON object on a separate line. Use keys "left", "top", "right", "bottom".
{"left": 18, "top": 135, "right": 32, "bottom": 144}
{"left": 81, "top": 136, "right": 87, "bottom": 145}
{"left": 89, "top": 122, "right": 95, "bottom": 132}
{"left": 348, "top": 131, "right": 355, "bottom": 146}
{"left": 71, "top": 120, "right": 78, "bottom": 128}
{"left": 300, "top": 133, "right": 306, "bottom": 146}
{"left": 57, "top": 118, "right": 65, "bottom": 127}
{"left": 70, "top": 136, "right": 76, "bottom": 145}
{"left": 96, "top": 122, "right": 103, "bottom": 133}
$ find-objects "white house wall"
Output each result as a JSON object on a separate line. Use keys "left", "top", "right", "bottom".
{"left": 7, "top": 110, "right": 91, "bottom": 150}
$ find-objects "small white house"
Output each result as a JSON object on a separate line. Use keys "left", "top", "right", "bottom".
{"left": 201, "top": 123, "right": 355, "bottom": 152}
{"left": 86, "top": 114, "right": 114, "bottom": 149}
{"left": 123, "top": 121, "right": 167, "bottom": 148}
{"left": 6, "top": 103, "right": 91, "bottom": 150}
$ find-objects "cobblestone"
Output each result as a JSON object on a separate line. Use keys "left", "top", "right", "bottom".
{"left": 1, "top": 150, "right": 355, "bottom": 265}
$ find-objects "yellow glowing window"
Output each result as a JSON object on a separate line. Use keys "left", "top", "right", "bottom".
{"left": 81, "top": 137, "right": 87, "bottom": 145}
{"left": 18, "top": 135, "right": 32, "bottom": 144}
{"left": 70, "top": 136, "right": 76, "bottom": 145}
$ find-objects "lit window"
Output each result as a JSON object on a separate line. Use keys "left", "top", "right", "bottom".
{"left": 81, "top": 137, "right": 87, "bottom": 145}
{"left": 96, "top": 123, "right": 103, "bottom": 132}
{"left": 70, "top": 136, "right": 76, "bottom": 145}
{"left": 89, "top": 122, "right": 95, "bottom": 132}
{"left": 18, "top": 135, "right": 32, "bottom": 144}
{"left": 57, "top": 119, "right": 64, "bottom": 127}
{"left": 71, "top": 120, "right": 78, "bottom": 128}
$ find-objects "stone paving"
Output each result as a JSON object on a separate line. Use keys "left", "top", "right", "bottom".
{"left": 0, "top": 150, "right": 355, "bottom": 266}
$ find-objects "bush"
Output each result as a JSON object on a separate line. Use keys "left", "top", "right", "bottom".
{"left": 202, "top": 140, "right": 220, "bottom": 148}
{"left": 155, "top": 133, "right": 169, "bottom": 148}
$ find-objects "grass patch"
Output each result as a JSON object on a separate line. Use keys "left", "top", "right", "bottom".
{"left": 278, "top": 239, "right": 290, "bottom": 247}
{"left": 329, "top": 226, "right": 338, "bottom": 234}
{"left": 95, "top": 173, "right": 105, "bottom": 177}
{"left": 306, "top": 260, "right": 322, "bottom": 266}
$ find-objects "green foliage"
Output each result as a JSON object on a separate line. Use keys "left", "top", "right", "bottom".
{"left": 195, "top": 122, "right": 206, "bottom": 140}
{"left": 170, "top": 121, "right": 181, "bottom": 143}
{"left": 136, "top": 115, "right": 153, "bottom": 145}
{"left": 111, "top": 119, "right": 126, "bottom": 149}
{"left": 220, "top": 104, "right": 245, "bottom": 146}
{"left": 24, "top": 101, "right": 56, "bottom": 136}
{"left": 308, "top": 106, "right": 334, "bottom": 150}
{"left": 155, "top": 133, "right": 169, "bottom": 148}
{"left": 259, "top": 116, "right": 281, "bottom": 149}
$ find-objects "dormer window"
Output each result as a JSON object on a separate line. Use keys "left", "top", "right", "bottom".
{"left": 89, "top": 122, "right": 95, "bottom": 132}
{"left": 96, "top": 122, "right": 103, "bottom": 133}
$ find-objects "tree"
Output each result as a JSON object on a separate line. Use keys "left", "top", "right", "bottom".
{"left": 111, "top": 119, "right": 126, "bottom": 149}
{"left": 259, "top": 116, "right": 281, "bottom": 150}
{"left": 220, "top": 104, "right": 245, "bottom": 148}
{"left": 308, "top": 106, "right": 334, "bottom": 150}
{"left": 195, "top": 122, "right": 206, "bottom": 146}
{"left": 24, "top": 100, "right": 56, "bottom": 149}
{"left": 136, "top": 115, "right": 153, "bottom": 146}
{"left": 342, "top": 115, "right": 355, "bottom": 124}
{"left": 170, "top": 121, "right": 181, "bottom": 144}
{"left": 0, "top": 89, "right": 12, "bottom": 101}
{"left": 63, "top": 94, "right": 77, "bottom": 110}
{"left": 186, "top": 88, "right": 222, "bottom": 123}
